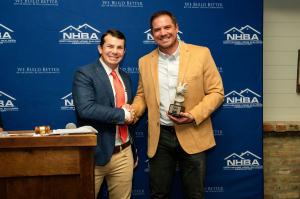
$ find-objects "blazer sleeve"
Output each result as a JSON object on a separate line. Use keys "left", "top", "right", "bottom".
{"left": 132, "top": 59, "right": 147, "bottom": 119}
{"left": 189, "top": 48, "right": 224, "bottom": 125}
{"left": 72, "top": 68, "right": 125, "bottom": 125}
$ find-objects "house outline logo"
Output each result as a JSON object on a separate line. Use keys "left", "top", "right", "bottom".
{"left": 59, "top": 23, "right": 101, "bottom": 45}
{"left": 143, "top": 29, "right": 183, "bottom": 44}
{"left": 223, "top": 25, "right": 262, "bottom": 45}
{"left": 223, "top": 150, "right": 263, "bottom": 170}
{"left": 0, "top": 91, "right": 19, "bottom": 112}
{"left": 60, "top": 92, "right": 75, "bottom": 111}
{"left": 0, "top": 24, "right": 16, "bottom": 44}
{"left": 223, "top": 88, "right": 262, "bottom": 108}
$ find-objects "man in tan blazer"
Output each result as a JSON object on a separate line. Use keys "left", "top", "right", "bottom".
{"left": 132, "top": 10, "right": 224, "bottom": 198}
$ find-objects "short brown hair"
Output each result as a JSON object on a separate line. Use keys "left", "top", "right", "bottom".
{"left": 150, "top": 10, "right": 178, "bottom": 30}
{"left": 100, "top": 29, "right": 126, "bottom": 47}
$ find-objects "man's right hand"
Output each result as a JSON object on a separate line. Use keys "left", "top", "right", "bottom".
{"left": 123, "top": 104, "right": 136, "bottom": 124}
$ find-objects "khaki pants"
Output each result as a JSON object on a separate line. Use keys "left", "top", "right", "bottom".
{"left": 94, "top": 146, "right": 133, "bottom": 199}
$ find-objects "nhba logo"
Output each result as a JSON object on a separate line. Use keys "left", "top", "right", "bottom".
{"left": 143, "top": 29, "right": 183, "bottom": 44}
{"left": 224, "top": 151, "right": 263, "bottom": 170}
{"left": 0, "top": 91, "right": 19, "bottom": 112}
{"left": 61, "top": 93, "right": 75, "bottom": 111}
{"left": 59, "top": 23, "right": 100, "bottom": 45}
{"left": 0, "top": 24, "right": 16, "bottom": 44}
{"left": 223, "top": 88, "right": 262, "bottom": 108}
{"left": 223, "top": 25, "right": 262, "bottom": 45}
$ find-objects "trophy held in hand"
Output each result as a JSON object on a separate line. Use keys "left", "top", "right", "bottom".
{"left": 168, "top": 82, "right": 188, "bottom": 117}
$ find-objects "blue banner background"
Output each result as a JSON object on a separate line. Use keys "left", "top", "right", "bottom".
{"left": 0, "top": 0, "right": 263, "bottom": 198}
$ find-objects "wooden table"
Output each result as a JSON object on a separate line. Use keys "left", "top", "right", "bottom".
{"left": 0, "top": 131, "right": 97, "bottom": 199}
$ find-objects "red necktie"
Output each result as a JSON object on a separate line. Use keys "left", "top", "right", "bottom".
{"left": 111, "top": 70, "right": 128, "bottom": 143}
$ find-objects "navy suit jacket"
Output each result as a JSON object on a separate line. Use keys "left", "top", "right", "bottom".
{"left": 72, "top": 59, "right": 137, "bottom": 166}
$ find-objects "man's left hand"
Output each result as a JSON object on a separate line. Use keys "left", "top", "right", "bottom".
{"left": 167, "top": 112, "right": 194, "bottom": 124}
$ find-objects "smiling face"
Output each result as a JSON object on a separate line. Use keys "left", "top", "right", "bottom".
{"left": 98, "top": 34, "right": 125, "bottom": 70}
{"left": 151, "top": 14, "right": 179, "bottom": 55}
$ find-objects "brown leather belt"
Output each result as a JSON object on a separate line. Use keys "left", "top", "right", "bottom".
{"left": 113, "top": 141, "right": 131, "bottom": 154}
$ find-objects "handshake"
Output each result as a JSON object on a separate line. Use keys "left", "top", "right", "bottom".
{"left": 121, "top": 103, "right": 195, "bottom": 125}
{"left": 122, "top": 104, "right": 137, "bottom": 124}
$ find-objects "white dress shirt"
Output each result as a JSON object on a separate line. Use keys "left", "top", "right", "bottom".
{"left": 100, "top": 58, "right": 130, "bottom": 145}
{"left": 158, "top": 47, "right": 180, "bottom": 126}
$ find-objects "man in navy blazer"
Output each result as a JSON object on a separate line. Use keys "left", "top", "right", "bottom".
{"left": 72, "top": 29, "right": 137, "bottom": 199}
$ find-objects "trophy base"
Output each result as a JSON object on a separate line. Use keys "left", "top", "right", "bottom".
{"left": 168, "top": 104, "right": 185, "bottom": 117}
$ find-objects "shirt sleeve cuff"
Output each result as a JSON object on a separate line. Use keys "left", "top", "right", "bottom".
{"left": 122, "top": 107, "right": 131, "bottom": 122}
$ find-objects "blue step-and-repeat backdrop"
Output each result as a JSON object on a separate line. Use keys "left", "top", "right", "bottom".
{"left": 0, "top": 0, "right": 263, "bottom": 198}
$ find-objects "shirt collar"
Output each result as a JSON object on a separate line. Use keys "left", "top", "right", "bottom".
{"left": 99, "top": 57, "right": 119, "bottom": 76}
{"left": 158, "top": 46, "right": 180, "bottom": 60}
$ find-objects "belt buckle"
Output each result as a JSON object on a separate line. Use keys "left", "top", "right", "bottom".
{"left": 119, "top": 144, "right": 123, "bottom": 151}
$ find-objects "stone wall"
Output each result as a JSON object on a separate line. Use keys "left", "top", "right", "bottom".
{"left": 264, "top": 122, "right": 300, "bottom": 199}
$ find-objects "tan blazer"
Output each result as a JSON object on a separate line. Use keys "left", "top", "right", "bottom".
{"left": 133, "top": 41, "right": 224, "bottom": 158}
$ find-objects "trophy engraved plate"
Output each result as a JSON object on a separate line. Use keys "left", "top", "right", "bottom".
{"left": 168, "top": 83, "right": 188, "bottom": 117}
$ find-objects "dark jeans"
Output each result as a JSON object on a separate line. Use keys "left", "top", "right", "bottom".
{"left": 149, "top": 126, "right": 206, "bottom": 199}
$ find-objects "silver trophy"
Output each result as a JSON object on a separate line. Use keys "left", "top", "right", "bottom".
{"left": 168, "top": 83, "right": 188, "bottom": 117}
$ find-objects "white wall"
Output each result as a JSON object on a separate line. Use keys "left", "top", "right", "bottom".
{"left": 264, "top": 0, "right": 300, "bottom": 121}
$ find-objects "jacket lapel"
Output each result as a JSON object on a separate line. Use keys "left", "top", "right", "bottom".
{"left": 95, "top": 60, "right": 115, "bottom": 106}
{"left": 178, "top": 41, "right": 190, "bottom": 83}
{"left": 119, "top": 70, "right": 132, "bottom": 103}
{"left": 150, "top": 50, "right": 160, "bottom": 106}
